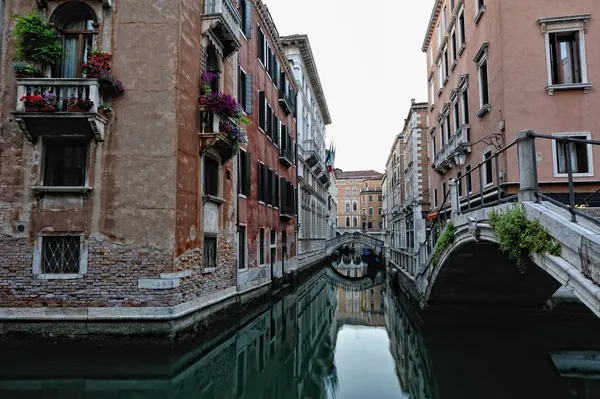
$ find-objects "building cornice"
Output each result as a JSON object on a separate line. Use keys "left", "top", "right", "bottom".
{"left": 252, "top": 0, "right": 299, "bottom": 92}
{"left": 281, "top": 34, "right": 332, "bottom": 125}
{"left": 421, "top": 0, "right": 443, "bottom": 53}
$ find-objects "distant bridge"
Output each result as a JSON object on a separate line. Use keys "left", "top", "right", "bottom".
{"left": 297, "top": 233, "right": 385, "bottom": 270}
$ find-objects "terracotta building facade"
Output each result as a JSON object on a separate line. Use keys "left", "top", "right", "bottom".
{"left": 422, "top": 0, "right": 600, "bottom": 214}
{"left": 236, "top": 0, "right": 298, "bottom": 290}
{"left": 0, "top": 0, "right": 299, "bottom": 328}
{"left": 335, "top": 169, "right": 383, "bottom": 236}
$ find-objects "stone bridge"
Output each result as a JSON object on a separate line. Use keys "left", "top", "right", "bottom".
{"left": 389, "top": 132, "right": 600, "bottom": 317}
{"left": 297, "top": 233, "right": 385, "bottom": 270}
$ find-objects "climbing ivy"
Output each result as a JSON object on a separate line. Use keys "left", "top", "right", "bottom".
{"left": 488, "top": 206, "right": 561, "bottom": 273}
{"left": 13, "top": 13, "right": 63, "bottom": 68}
{"left": 431, "top": 221, "right": 456, "bottom": 266}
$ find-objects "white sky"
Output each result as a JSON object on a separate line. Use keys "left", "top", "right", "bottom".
{"left": 265, "top": 0, "right": 436, "bottom": 173}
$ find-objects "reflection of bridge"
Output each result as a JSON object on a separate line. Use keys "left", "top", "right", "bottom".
{"left": 298, "top": 232, "right": 385, "bottom": 270}
{"left": 389, "top": 132, "right": 600, "bottom": 317}
{"left": 326, "top": 266, "right": 385, "bottom": 291}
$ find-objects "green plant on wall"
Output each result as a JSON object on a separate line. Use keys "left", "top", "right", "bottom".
{"left": 488, "top": 206, "right": 561, "bottom": 273}
{"left": 13, "top": 13, "right": 63, "bottom": 68}
{"left": 431, "top": 221, "right": 456, "bottom": 266}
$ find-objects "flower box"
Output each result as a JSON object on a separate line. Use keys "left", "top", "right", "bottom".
{"left": 67, "top": 105, "right": 88, "bottom": 112}
{"left": 39, "top": 105, "right": 57, "bottom": 112}
{"left": 24, "top": 106, "right": 39, "bottom": 112}
{"left": 98, "top": 109, "right": 111, "bottom": 119}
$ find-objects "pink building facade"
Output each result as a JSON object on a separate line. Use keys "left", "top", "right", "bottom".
{"left": 423, "top": 0, "right": 600, "bottom": 212}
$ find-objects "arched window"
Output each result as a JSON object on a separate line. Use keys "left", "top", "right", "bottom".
{"left": 345, "top": 201, "right": 350, "bottom": 212}
{"left": 51, "top": 2, "right": 97, "bottom": 78}
{"left": 205, "top": 44, "right": 221, "bottom": 92}
{"left": 345, "top": 217, "right": 350, "bottom": 227}
{"left": 345, "top": 188, "right": 350, "bottom": 196}
{"left": 352, "top": 187, "right": 357, "bottom": 196}
{"left": 352, "top": 201, "right": 358, "bottom": 211}
{"left": 352, "top": 217, "right": 358, "bottom": 227}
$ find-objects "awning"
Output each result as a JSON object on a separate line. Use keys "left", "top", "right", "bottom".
{"left": 426, "top": 211, "right": 438, "bottom": 221}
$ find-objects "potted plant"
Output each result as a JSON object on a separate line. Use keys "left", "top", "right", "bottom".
{"left": 65, "top": 97, "right": 94, "bottom": 112}
{"left": 82, "top": 50, "right": 112, "bottom": 78}
{"left": 40, "top": 92, "right": 59, "bottom": 112}
{"left": 98, "top": 104, "right": 113, "bottom": 119}
{"left": 13, "top": 61, "right": 43, "bottom": 78}
{"left": 98, "top": 70, "right": 125, "bottom": 97}
{"left": 13, "top": 13, "right": 62, "bottom": 70}
{"left": 204, "top": 92, "right": 239, "bottom": 118}
{"left": 200, "top": 72, "right": 219, "bottom": 104}
{"left": 20, "top": 95, "right": 45, "bottom": 112}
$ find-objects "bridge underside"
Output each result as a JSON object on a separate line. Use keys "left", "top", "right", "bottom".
{"left": 427, "top": 242, "right": 561, "bottom": 311}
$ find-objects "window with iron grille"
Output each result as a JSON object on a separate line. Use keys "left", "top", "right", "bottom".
{"left": 44, "top": 139, "right": 87, "bottom": 186}
{"left": 203, "top": 235, "right": 217, "bottom": 269}
{"left": 204, "top": 156, "right": 220, "bottom": 197}
{"left": 42, "top": 236, "right": 81, "bottom": 274}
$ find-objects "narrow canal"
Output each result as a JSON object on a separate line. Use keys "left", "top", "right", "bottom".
{"left": 1, "top": 263, "right": 600, "bottom": 398}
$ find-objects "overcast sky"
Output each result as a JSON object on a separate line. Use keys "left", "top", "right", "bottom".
{"left": 266, "top": 0, "right": 436, "bottom": 173}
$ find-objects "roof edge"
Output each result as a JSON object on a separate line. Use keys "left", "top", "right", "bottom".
{"left": 281, "top": 34, "right": 332, "bottom": 125}
{"left": 421, "top": 0, "right": 443, "bottom": 53}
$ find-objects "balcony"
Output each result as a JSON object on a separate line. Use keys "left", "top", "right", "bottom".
{"left": 199, "top": 105, "right": 240, "bottom": 163}
{"left": 301, "top": 139, "right": 322, "bottom": 168}
{"left": 202, "top": 0, "right": 241, "bottom": 59}
{"left": 13, "top": 79, "right": 107, "bottom": 143}
{"left": 318, "top": 173, "right": 329, "bottom": 186}
{"left": 279, "top": 146, "right": 294, "bottom": 167}
{"left": 433, "top": 125, "right": 471, "bottom": 173}
{"left": 280, "top": 204, "right": 294, "bottom": 220}
{"left": 279, "top": 89, "right": 295, "bottom": 115}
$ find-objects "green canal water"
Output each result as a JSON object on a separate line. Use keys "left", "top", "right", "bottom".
{"left": 1, "top": 265, "right": 599, "bottom": 398}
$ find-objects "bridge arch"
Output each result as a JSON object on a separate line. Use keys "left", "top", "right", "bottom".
{"left": 326, "top": 266, "right": 385, "bottom": 291}
{"left": 419, "top": 208, "right": 600, "bottom": 316}
{"left": 326, "top": 232, "right": 384, "bottom": 258}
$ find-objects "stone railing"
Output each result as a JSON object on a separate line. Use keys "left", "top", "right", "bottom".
{"left": 204, "top": 0, "right": 241, "bottom": 38}
{"left": 16, "top": 78, "right": 101, "bottom": 113}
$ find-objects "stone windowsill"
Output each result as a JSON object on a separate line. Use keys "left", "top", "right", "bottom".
{"left": 458, "top": 44, "right": 466, "bottom": 56}
{"left": 443, "top": 76, "right": 449, "bottom": 86}
{"left": 202, "top": 267, "right": 216, "bottom": 274}
{"left": 37, "top": 273, "right": 84, "bottom": 280}
{"left": 450, "top": 60, "right": 457, "bottom": 71}
{"left": 203, "top": 194, "right": 225, "bottom": 204}
{"left": 547, "top": 82, "right": 592, "bottom": 96}
{"left": 32, "top": 186, "right": 92, "bottom": 194}
{"left": 474, "top": 6, "right": 486, "bottom": 25}
{"left": 437, "top": 88, "right": 443, "bottom": 98}
{"left": 476, "top": 104, "right": 491, "bottom": 118}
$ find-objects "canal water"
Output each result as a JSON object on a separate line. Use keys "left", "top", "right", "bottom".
{"left": 1, "top": 263, "right": 600, "bottom": 398}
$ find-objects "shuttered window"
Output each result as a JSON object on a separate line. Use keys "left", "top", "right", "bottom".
{"left": 258, "top": 28, "right": 265, "bottom": 65}
{"left": 238, "top": 150, "right": 251, "bottom": 196}
{"left": 239, "top": 69, "right": 253, "bottom": 114}
{"left": 240, "top": 0, "right": 252, "bottom": 39}
{"left": 258, "top": 91, "right": 265, "bottom": 130}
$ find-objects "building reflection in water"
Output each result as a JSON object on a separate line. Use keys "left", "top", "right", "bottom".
{"left": 0, "top": 269, "right": 339, "bottom": 399}
{"left": 3, "top": 266, "right": 600, "bottom": 399}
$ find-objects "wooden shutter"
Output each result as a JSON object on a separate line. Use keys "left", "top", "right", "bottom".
{"left": 272, "top": 113, "right": 279, "bottom": 145}
{"left": 245, "top": 74, "right": 253, "bottom": 114}
{"left": 281, "top": 125, "right": 287, "bottom": 151}
{"left": 267, "top": 168, "right": 273, "bottom": 205}
{"left": 280, "top": 177, "right": 286, "bottom": 209}
{"left": 266, "top": 106, "right": 272, "bottom": 138}
{"left": 244, "top": 151, "right": 251, "bottom": 197}
{"left": 258, "top": 29, "right": 264, "bottom": 64}
{"left": 275, "top": 60, "right": 281, "bottom": 89}
{"left": 258, "top": 91, "right": 265, "bottom": 130}
{"left": 238, "top": 151, "right": 243, "bottom": 194}
{"left": 244, "top": 0, "right": 252, "bottom": 39}
{"left": 275, "top": 174, "right": 280, "bottom": 207}
{"left": 257, "top": 162, "right": 263, "bottom": 201}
